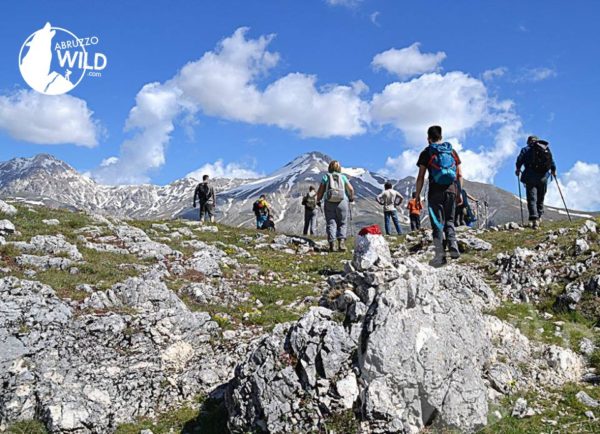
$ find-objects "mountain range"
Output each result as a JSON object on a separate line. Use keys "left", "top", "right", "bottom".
{"left": 0, "top": 152, "right": 593, "bottom": 234}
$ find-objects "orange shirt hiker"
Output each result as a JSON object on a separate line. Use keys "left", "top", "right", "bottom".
{"left": 407, "top": 198, "right": 423, "bottom": 216}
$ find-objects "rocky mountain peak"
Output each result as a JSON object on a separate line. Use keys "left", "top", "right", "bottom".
{"left": 0, "top": 153, "right": 77, "bottom": 185}
{"left": 0, "top": 153, "right": 592, "bottom": 229}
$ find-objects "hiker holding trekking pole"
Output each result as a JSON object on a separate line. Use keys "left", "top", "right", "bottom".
{"left": 316, "top": 160, "right": 355, "bottom": 253}
{"left": 515, "top": 136, "right": 556, "bottom": 229}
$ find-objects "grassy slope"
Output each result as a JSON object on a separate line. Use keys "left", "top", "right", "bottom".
{"left": 2, "top": 203, "right": 598, "bottom": 433}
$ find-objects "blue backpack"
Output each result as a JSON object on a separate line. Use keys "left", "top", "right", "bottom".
{"left": 427, "top": 142, "right": 457, "bottom": 185}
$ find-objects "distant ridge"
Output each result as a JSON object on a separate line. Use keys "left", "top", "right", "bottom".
{"left": 0, "top": 153, "right": 592, "bottom": 233}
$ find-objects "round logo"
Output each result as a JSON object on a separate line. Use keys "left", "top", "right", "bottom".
{"left": 19, "top": 22, "right": 106, "bottom": 96}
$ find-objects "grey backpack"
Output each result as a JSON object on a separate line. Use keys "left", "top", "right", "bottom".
{"left": 326, "top": 173, "right": 345, "bottom": 203}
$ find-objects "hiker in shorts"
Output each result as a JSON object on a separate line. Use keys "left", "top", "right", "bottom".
{"left": 515, "top": 136, "right": 556, "bottom": 229}
{"left": 407, "top": 191, "right": 423, "bottom": 231}
{"left": 301, "top": 186, "right": 318, "bottom": 235}
{"left": 377, "top": 181, "right": 403, "bottom": 235}
{"left": 252, "top": 195, "right": 271, "bottom": 229}
{"left": 193, "top": 174, "right": 216, "bottom": 223}
{"left": 414, "top": 125, "right": 463, "bottom": 267}
{"left": 316, "top": 160, "right": 355, "bottom": 252}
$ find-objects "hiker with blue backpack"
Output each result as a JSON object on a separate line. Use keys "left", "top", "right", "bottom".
{"left": 515, "top": 136, "right": 556, "bottom": 229}
{"left": 414, "top": 125, "right": 463, "bottom": 267}
{"left": 316, "top": 160, "right": 355, "bottom": 252}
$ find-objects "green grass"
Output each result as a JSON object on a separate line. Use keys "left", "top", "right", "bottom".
{"left": 323, "top": 410, "right": 360, "bottom": 434}
{"left": 128, "top": 219, "right": 259, "bottom": 252}
{"left": 464, "top": 216, "right": 600, "bottom": 353}
{"left": 38, "top": 248, "right": 145, "bottom": 297}
{"left": 115, "top": 395, "right": 228, "bottom": 434}
{"left": 8, "top": 204, "right": 94, "bottom": 243}
{"left": 480, "top": 383, "right": 600, "bottom": 434}
{"left": 490, "top": 301, "right": 596, "bottom": 352}
{"left": 182, "top": 281, "right": 317, "bottom": 330}
{"left": 0, "top": 204, "right": 153, "bottom": 299}
{"left": 6, "top": 420, "right": 48, "bottom": 434}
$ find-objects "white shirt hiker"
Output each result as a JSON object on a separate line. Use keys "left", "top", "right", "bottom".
{"left": 377, "top": 189, "right": 403, "bottom": 212}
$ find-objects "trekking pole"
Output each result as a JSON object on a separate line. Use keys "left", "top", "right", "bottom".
{"left": 349, "top": 201, "right": 355, "bottom": 237}
{"left": 517, "top": 175, "right": 525, "bottom": 226}
{"left": 484, "top": 201, "right": 489, "bottom": 228}
{"left": 318, "top": 205, "right": 324, "bottom": 237}
{"left": 553, "top": 175, "right": 572, "bottom": 222}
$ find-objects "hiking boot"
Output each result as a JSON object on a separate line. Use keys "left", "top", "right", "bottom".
{"left": 532, "top": 219, "right": 540, "bottom": 230}
{"left": 329, "top": 242, "right": 335, "bottom": 253}
{"left": 338, "top": 239, "right": 347, "bottom": 252}
{"left": 449, "top": 243, "right": 461, "bottom": 260}
{"left": 429, "top": 254, "right": 447, "bottom": 268}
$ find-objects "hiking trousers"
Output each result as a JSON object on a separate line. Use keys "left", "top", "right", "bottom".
{"left": 525, "top": 181, "right": 547, "bottom": 221}
{"left": 256, "top": 215, "right": 268, "bottom": 229}
{"left": 324, "top": 200, "right": 348, "bottom": 243}
{"left": 428, "top": 190, "right": 457, "bottom": 255}
{"left": 303, "top": 208, "right": 317, "bottom": 235}
{"left": 199, "top": 201, "right": 214, "bottom": 222}
{"left": 410, "top": 214, "right": 421, "bottom": 231}
{"left": 455, "top": 205, "right": 465, "bottom": 227}
{"left": 384, "top": 210, "right": 402, "bottom": 235}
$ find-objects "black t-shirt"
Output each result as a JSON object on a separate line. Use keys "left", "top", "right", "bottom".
{"left": 416, "top": 146, "right": 461, "bottom": 195}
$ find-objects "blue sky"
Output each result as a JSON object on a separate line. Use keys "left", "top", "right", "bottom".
{"left": 1, "top": 0, "right": 599, "bottom": 209}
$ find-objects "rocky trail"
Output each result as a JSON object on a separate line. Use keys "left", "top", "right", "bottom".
{"left": 0, "top": 199, "right": 598, "bottom": 434}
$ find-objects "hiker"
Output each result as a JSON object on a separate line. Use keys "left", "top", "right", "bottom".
{"left": 316, "top": 160, "right": 355, "bottom": 252}
{"left": 455, "top": 189, "right": 479, "bottom": 227}
{"left": 301, "top": 186, "right": 318, "bottom": 235}
{"left": 515, "top": 136, "right": 556, "bottom": 229}
{"left": 414, "top": 125, "right": 463, "bottom": 267}
{"left": 252, "top": 194, "right": 271, "bottom": 229}
{"left": 193, "top": 174, "right": 216, "bottom": 224}
{"left": 407, "top": 191, "right": 423, "bottom": 231}
{"left": 377, "top": 181, "right": 403, "bottom": 235}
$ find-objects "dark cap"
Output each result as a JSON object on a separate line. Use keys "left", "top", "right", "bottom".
{"left": 527, "top": 135, "right": 539, "bottom": 145}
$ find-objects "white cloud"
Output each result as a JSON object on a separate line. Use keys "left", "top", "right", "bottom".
{"left": 376, "top": 71, "right": 523, "bottom": 183}
{"left": 0, "top": 90, "right": 99, "bottom": 147}
{"left": 547, "top": 161, "right": 600, "bottom": 211}
{"left": 519, "top": 67, "right": 557, "bottom": 82}
{"left": 482, "top": 67, "right": 507, "bottom": 81}
{"left": 380, "top": 149, "right": 420, "bottom": 179}
{"left": 371, "top": 71, "right": 489, "bottom": 145}
{"left": 370, "top": 11, "right": 381, "bottom": 26}
{"left": 381, "top": 119, "right": 522, "bottom": 183}
{"left": 456, "top": 120, "right": 522, "bottom": 183}
{"left": 100, "top": 156, "right": 119, "bottom": 167}
{"left": 92, "top": 82, "right": 182, "bottom": 184}
{"left": 187, "top": 159, "right": 263, "bottom": 180}
{"left": 325, "top": 0, "right": 362, "bottom": 8}
{"left": 92, "top": 27, "right": 368, "bottom": 184}
{"left": 176, "top": 28, "right": 368, "bottom": 137}
{"left": 372, "top": 43, "right": 446, "bottom": 79}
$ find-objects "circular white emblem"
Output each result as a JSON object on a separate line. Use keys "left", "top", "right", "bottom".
{"left": 19, "top": 23, "right": 87, "bottom": 95}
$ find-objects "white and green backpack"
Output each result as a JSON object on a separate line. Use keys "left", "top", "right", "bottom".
{"left": 326, "top": 173, "right": 345, "bottom": 203}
